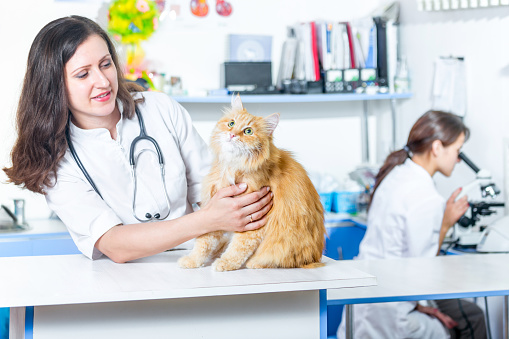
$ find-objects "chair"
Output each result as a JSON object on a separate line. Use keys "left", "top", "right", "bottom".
{"left": 324, "top": 220, "right": 366, "bottom": 339}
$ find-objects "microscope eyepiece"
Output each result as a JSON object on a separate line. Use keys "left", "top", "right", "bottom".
{"left": 458, "top": 152, "right": 480, "bottom": 173}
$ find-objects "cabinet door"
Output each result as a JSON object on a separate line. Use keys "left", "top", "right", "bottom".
{"left": 32, "top": 237, "right": 80, "bottom": 256}
{"left": 0, "top": 235, "right": 80, "bottom": 257}
{"left": 0, "top": 239, "right": 32, "bottom": 257}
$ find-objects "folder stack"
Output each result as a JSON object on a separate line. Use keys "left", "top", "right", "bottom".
{"left": 276, "top": 3, "right": 400, "bottom": 94}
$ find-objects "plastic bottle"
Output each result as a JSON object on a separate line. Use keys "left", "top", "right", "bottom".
{"left": 394, "top": 56, "right": 410, "bottom": 93}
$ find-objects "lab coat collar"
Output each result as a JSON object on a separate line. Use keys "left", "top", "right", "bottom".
{"left": 68, "top": 100, "right": 125, "bottom": 142}
{"left": 404, "top": 158, "right": 435, "bottom": 184}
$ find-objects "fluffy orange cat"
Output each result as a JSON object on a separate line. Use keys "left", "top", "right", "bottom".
{"left": 178, "top": 95, "right": 326, "bottom": 271}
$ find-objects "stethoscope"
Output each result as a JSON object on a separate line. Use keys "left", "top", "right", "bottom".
{"left": 65, "top": 105, "right": 171, "bottom": 222}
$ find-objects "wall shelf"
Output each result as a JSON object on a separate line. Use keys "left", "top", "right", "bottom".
{"left": 172, "top": 92, "right": 412, "bottom": 104}
{"left": 175, "top": 92, "right": 413, "bottom": 164}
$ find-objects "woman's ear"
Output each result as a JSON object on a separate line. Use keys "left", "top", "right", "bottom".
{"left": 431, "top": 139, "right": 443, "bottom": 157}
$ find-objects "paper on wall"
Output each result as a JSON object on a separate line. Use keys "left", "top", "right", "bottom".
{"left": 431, "top": 56, "right": 467, "bottom": 117}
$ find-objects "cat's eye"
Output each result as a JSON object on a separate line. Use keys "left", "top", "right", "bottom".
{"left": 244, "top": 128, "right": 253, "bottom": 135}
{"left": 228, "top": 120, "right": 235, "bottom": 128}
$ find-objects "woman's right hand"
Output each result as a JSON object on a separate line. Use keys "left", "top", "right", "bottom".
{"left": 200, "top": 183, "right": 273, "bottom": 233}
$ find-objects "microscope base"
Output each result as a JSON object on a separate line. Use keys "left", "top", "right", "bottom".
{"left": 456, "top": 232, "right": 484, "bottom": 247}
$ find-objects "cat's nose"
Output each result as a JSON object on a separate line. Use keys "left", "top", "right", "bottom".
{"left": 229, "top": 132, "right": 235, "bottom": 140}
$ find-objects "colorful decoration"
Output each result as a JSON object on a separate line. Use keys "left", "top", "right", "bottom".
{"left": 216, "top": 0, "right": 232, "bottom": 17}
{"left": 190, "top": 0, "right": 209, "bottom": 17}
{"left": 108, "top": 0, "right": 161, "bottom": 86}
{"left": 108, "top": 0, "right": 160, "bottom": 44}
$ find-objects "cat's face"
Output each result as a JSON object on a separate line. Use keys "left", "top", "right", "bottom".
{"left": 210, "top": 95, "right": 279, "bottom": 161}
{"left": 211, "top": 111, "right": 266, "bottom": 158}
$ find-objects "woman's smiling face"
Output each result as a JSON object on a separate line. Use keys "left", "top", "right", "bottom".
{"left": 65, "top": 34, "right": 118, "bottom": 128}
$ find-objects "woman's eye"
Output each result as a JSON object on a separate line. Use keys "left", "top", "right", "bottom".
{"left": 244, "top": 128, "right": 253, "bottom": 135}
{"left": 76, "top": 72, "right": 88, "bottom": 79}
{"left": 101, "top": 61, "right": 112, "bottom": 68}
{"left": 228, "top": 120, "right": 235, "bottom": 128}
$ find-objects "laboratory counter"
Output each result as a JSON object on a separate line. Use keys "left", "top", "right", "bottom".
{"left": 328, "top": 254, "right": 509, "bottom": 339}
{"left": 2, "top": 250, "right": 376, "bottom": 339}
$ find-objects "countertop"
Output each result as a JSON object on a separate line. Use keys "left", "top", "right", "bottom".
{"left": 0, "top": 250, "right": 376, "bottom": 308}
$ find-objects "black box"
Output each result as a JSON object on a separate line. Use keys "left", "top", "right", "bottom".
{"left": 221, "top": 62, "right": 272, "bottom": 92}
{"left": 323, "top": 70, "right": 345, "bottom": 93}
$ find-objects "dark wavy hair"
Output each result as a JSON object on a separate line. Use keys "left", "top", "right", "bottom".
{"left": 3, "top": 16, "right": 143, "bottom": 194}
{"left": 371, "top": 110, "right": 470, "bottom": 201}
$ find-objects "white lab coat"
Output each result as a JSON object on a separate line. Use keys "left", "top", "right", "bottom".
{"left": 338, "top": 159, "right": 449, "bottom": 339}
{"left": 45, "top": 92, "right": 211, "bottom": 259}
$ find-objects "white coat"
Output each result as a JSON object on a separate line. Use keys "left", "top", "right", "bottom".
{"left": 45, "top": 92, "right": 211, "bottom": 260}
{"left": 338, "top": 159, "right": 449, "bottom": 339}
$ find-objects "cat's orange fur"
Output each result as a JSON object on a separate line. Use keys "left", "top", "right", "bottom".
{"left": 178, "top": 95, "right": 326, "bottom": 271}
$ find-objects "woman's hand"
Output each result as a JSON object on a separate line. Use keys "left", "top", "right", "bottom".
{"left": 200, "top": 183, "right": 273, "bottom": 233}
{"left": 442, "top": 187, "right": 469, "bottom": 232}
{"left": 416, "top": 304, "right": 458, "bottom": 329}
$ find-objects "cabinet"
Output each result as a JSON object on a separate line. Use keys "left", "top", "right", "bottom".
{"left": 0, "top": 219, "right": 79, "bottom": 257}
{"left": 173, "top": 92, "right": 412, "bottom": 163}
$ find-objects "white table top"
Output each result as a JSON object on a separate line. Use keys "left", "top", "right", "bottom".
{"left": 0, "top": 251, "right": 376, "bottom": 308}
{"left": 327, "top": 253, "right": 509, "bottom": 304}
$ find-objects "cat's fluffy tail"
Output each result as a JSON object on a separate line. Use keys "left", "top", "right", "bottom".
{"left": 300, "top": 262, "right": 326, "bottom": 269}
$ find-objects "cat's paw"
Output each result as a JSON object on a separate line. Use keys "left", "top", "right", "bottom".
{"left": 212, "top": 258, "right": 241, "bottom": 272}
{"left": 245, "top": 261, "right": 265, "bottom": 269}
{"left": 178, "top": 255, "right": 204, "bottom": 269}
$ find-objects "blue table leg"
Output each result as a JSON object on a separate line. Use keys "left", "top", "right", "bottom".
{"left": 320, "top": 290, "right": 327, "bottom": 339}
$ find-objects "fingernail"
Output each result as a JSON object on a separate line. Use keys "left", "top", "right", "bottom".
{"left": 239, "top": 183, "right": 247, "bottom": 189}
{"left": 266, "top": 187, "right": 270, "bottom": 192}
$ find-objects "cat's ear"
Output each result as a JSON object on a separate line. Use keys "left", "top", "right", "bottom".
{"left": 264, "top": 113, "right": 280, "bottom": 135}
{"left": 231, "top": 94, "right": 244, "bottom": 112}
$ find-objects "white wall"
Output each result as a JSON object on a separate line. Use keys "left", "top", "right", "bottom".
{"left": 0, "top": 0, "right": 387, "bottom": 218}
{"left": 398, "top": 3, "right": 509, "bottom": 205}
{"left": 0, "top": 0, "right": 110, "bottom": 217}
{"left": 2, "top": 1, "right": 507, "bottom": 217}
{"left": 398, "top": 6, "right": 509, "bottom": 337}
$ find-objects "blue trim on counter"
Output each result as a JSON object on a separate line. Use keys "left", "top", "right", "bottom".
{"left": 328, "top": 289, "right": 509, "bottom": 305}
{"left": 25, "top": 307, "right": 33, "bottom": 339}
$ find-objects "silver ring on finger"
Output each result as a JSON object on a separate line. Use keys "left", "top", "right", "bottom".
{"left": 249, "top": 214, "right": 253, "bottom": 223}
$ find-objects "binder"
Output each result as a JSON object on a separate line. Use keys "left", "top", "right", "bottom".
{"left": 350, "top": 18, "right": 377, "bottom": 69}
{"left": 344, "top": 22, "right": 356, "bottom": 69}
{"left": 276, "top": 37, "right": 298, "bottom": 89}
{"left": 373, "top": 16, "right": 388, "bottom": 91}
{"left": 316, "top": 22, "right": 333, "bottom": 71}
{"left": 365, "top": 24, "right": 377, "bottom": 69}
{"left": 373, "top": 15, "right": 398, "bottom": 93}
{"left": 332, "top": 23, "right": 348, "bottom": 70}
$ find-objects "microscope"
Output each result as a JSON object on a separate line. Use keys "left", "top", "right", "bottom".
{"left": 451, "top": 153, "right": 504, "bottom": 247}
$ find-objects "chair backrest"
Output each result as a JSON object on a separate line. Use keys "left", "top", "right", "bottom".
{"left": 324, "top": 222, "right": 366, "bottom": 260}
{"left": 324, "top": 221, "right": 367, "bottom": 338}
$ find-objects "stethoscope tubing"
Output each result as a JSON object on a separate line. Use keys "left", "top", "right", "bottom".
{"left": 66, "top": 105, "right": 171, "bottom": 222}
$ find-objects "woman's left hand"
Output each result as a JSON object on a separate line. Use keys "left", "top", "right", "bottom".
{"left": 416, "top": 304, "right": 458, "bottom": 329}
{"left": 442, "top": 187, "right": 469, "bottom": 231}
